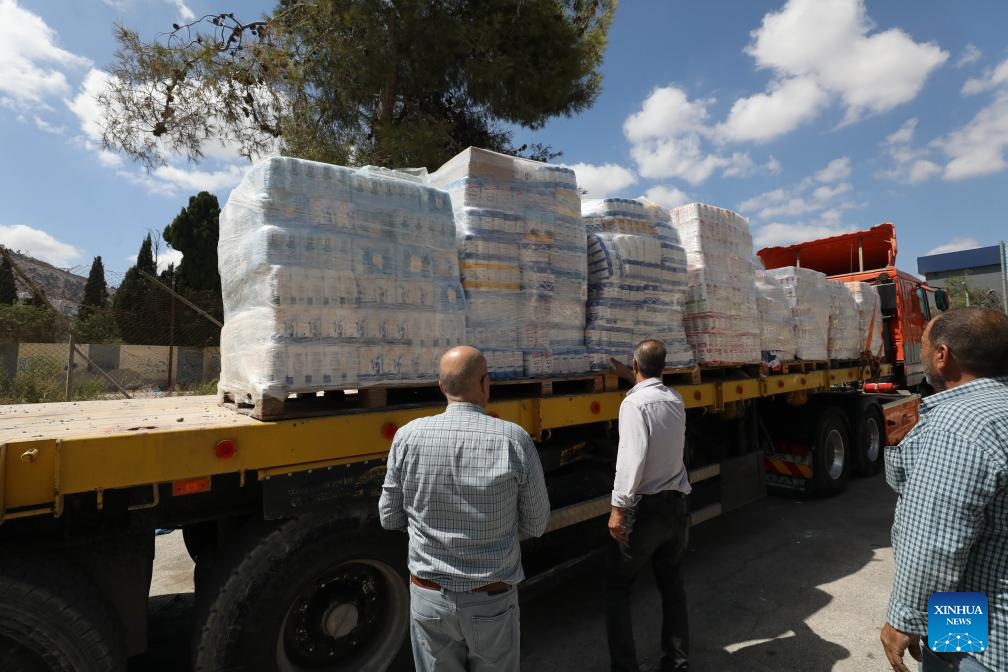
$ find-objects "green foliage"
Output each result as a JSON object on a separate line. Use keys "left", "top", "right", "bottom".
{"left": 75, "top": 309, "right": 121, "bottom": 344}
{"left": 942, "top": 275, "right": 1004, "bottom": 310}
{"left": 112, "top": 234, "right": 166, "bottom": 344}
{"left": 0, "top": 304, "right": 65, "bottom": 343}
{"left": 79, "top": 256, "right": 109, "bottom": 321}
{"left": 0, "top": 254, "right": 16, "bottom": 305}
{"left": 0, "top": 356, "right": 63, "bottom": 404}
{"left": 99, "top": 0, "right": 615, "bottom": 170}
{"left": 163, "top": 192, "right": 222, "bottom": 293}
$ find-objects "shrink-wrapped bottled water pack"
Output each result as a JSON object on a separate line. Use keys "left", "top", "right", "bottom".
{"left": 845, "top": 281, "right": 884, "bottom": 358}
{"left": 754, "top": 268, "right": 797, "bottom": 361}
{"left": 581, "top": 198, "right": 694, "bottom": 370}
{"left": 765, "top": 266, "right": 830, "bottom": 360}
{"left": 669, "top": 203, "right": 760, "bottom": 365}
{"left": 827, "top": 282, "right": 862, "bottom": 360}
{"left": 217, "top": 157, "right": 467, "bottom": 403}
{"left": 430, "top": 148, "right": 589, "bottom": 377}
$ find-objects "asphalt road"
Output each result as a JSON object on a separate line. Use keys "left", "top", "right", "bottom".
{"left": 132, "top": 472, "right": 899, "bottom": 671}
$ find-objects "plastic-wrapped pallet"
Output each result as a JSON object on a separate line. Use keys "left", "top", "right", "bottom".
{"left": 827, "top": 282, "right": 861, "bottom": 360}
{"left": 217, "top": 157, "right": 467, "bottom": 405}
{"left": 754, "top": 268, "right": 797, "bottom": 361}
{"left": 581, "top": 198, "right": 693, "bottom": 370}
{"left": 430, "top": 147, "right": 588, "bottom": 377}
{"left": 669, "top": 203, "right": 760, "bottom": 365}
{"left": 765, "top": 266, "right": 831, "bottom": 361}
{"left": 845, "top": 281, "right": 884, "bottom": 358}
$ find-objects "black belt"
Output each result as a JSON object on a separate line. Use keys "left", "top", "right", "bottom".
{"left": 642, "top": 489, "right": 687, "bottom": 499}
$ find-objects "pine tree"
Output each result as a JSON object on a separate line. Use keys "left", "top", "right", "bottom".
{"left": 79, "top": 256, "right": 109, "bottom": 321}
{"left": 0, "top": 253, "right": 17, "bottom": 305}
{"left": 113, "top": 235, "right": 164, "bottom": 344}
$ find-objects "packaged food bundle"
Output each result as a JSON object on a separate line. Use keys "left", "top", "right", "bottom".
{"left": 217, "top": 157, "right": 467, "bottom": 404}
{"left": 431, "top": 148, "right": 589, "bottom": 377}
{"left": 582, "top": 198, "right": 694, "bottom": 370}
{"left": 669, "top": 203, "right": 760, "bottom": 365}
{"left": 845, "top": 281, "right": 884, "bottom": 358}
{"left": 765, "top": 266, "right": 831, "bottom": 361}
{"left": 755, "top": 267, "right": 797, "bottom": 361}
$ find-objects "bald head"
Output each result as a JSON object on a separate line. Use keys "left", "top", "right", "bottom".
{"left": 438, "top": 346, "right": 489, "bottom": 403}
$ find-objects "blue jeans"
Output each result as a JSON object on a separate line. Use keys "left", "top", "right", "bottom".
{"left": 409, "top": 581, "right": 520, "bottom": 672}
{"left": 921, "top": 646, "right": 993, "bottom": 671}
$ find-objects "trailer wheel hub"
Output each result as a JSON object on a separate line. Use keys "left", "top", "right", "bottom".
{"left": 826, "top": 428, "right": 845, "bottom": 480}
{"left": 322, "top": 603, "right": 359, "bottom": 639}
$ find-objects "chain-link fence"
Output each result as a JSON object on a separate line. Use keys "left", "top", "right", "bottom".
{"left": 0, "top": 250, "right": 222, "bottom": 404}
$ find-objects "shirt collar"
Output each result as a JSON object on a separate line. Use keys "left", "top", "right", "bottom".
{"left": 627, "top": 377, "right": 663, "bottom": 396}
{"left": 919, "top": 376, "right": 1008, "bottom": 414}
{"left": 444, "top": 401, "right": 486, "bottom": 415}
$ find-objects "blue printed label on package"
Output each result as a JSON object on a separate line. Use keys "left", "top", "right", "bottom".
{"left": 928, "top": 592, "right": 988, "bottom": 654}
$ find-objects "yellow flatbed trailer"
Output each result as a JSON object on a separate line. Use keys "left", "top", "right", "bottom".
{"left": 0, "top": 362, "right": 912, "bottom": 671}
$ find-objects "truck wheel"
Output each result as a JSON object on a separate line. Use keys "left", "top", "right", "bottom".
{"left": 852, "top": 402, "right": 885, "bottom": 477}
{"left": 194, "top": 515, "right": 410, "bottom": 672}
{"left": 0, "top": 549, "right": 125, "bottom": 672}
{"left": 810, "top": 408, "right": 851, "bottom": 496}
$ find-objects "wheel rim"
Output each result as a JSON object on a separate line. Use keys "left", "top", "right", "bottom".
{"left": 865, "top": 417, "right": 881, "bottom": 463}
{"left": 826, "top": 428, "right": 845, "bottom": 480}
{"left": 276, "top": 559, "right": 408, "bottom": 671}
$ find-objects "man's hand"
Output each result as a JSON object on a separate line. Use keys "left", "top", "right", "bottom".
{"left": 608, "top": 507, "right": 629, "bottom": 544}
{"left": 608, "top": 357, "right": 634, "bottom": 384}
{"left": 880, "top": 622, "right": 922, "bottom": 672}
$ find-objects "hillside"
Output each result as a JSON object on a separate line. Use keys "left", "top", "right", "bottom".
{"left": 5, "top": 250, "right": 87, "bottom": 316}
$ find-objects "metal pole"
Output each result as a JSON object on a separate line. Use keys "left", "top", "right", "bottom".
{"left": 858, "top": 237, "right": 864, "bottom": 272}
{"left": 1000, "top": 240, "right": 1008, "bottom": 314}
{"left": 65, "top": 332, "right": 75, "bottom": 402}
{"left": 167, "top": 274, "right": 175, "bottom": 390}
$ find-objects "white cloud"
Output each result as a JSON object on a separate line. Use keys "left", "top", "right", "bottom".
{"left": 885, "top": 118, "right": 917, "bottom": 146}
{"left": 31, "top": 115, "right": 63, "bottom": 134}
{"left": 0, "top": 0, "right": 91, "bottom": 108}
{"left": 643, "top": 185, "right": 690, "bottom": 210}
{"left": 764, "top": 155, "right": 783, "bottom": 175}
{"left": 152, "top": 164, "right": 246, "bottom": 193}
{"left": 753, "top": 221, "right": 854, "bottom": 248}
{"left": 734, "top": 0, "right": 946, "bottom": 139}
{"left": 926, "top": 237, "right": 980, "bottom": 256}
{"left": 815, "top": 156, "right": 851, "bottom": 183}
{"left": 938, "top": 91, "right": 1008, "bottom": 180}
{"left": 168, "top": 0, "right": 196, "bottom": 21}
{"left": 562, "top": 162, "right": 636, "bottom": 197}
{"left": 962, "top": 57, "right": 1008, "bottom": 95}
{"left": 879, "top": 118, "right": 942, "bottom": 184}
{"left": 956, "top": 44, "right": 982, "bottom": 69}
{"left": 719, "top": 76, "right": 828, "bottom": 142}
{"left": 0, "top": 224, "right": 82, "bottom": 266}
{"left": 624, "top": 86, "right": 777, "bottom": 184}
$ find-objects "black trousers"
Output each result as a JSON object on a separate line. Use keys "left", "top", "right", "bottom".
{"left": 605, "top": 491, "right": 690, "bottom": 672}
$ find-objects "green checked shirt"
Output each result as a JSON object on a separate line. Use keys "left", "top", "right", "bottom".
{"left": 886, "top": 377, "right": 1008, "bottom": 670}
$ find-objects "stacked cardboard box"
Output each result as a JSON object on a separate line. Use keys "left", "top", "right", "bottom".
{"left": 217, "top": 158, "right": 467, "bottom": 403}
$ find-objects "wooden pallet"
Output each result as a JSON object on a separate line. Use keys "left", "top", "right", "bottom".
{"left": 697, "top": 363, "right": 763, "bottom": 380}
{"left": 220, "top": 373, "right": 603, "bottom": 421}
{"left": 595, "top": 366, "right": 700, "bottom": 392}
{"left": 782, "top": 359, "right": 829, "bottom": 373}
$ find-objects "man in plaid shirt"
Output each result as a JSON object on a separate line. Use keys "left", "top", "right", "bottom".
{"left": 881, "top": 308, "right": 1008, "bottom": 672}
{"left": 379, "top": 345, "right": 550, "bottom": 671}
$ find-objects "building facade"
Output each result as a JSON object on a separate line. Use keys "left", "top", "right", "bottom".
{"left": 917, "top": 244, "right": 1007, "bottom": 309}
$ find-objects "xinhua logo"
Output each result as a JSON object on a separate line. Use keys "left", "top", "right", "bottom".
{"left": 928, "top": 592, "right": 989, "bottom": 654}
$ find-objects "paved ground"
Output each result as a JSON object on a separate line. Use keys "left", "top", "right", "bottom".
{"left": 132, "top": 472, "right": 899, "bottom": 671}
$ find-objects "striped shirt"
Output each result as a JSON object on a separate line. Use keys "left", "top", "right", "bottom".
{"left": 378, "top": 402, "right": 550, "bottom": 591}
{"left": 885, "top": 377, "right": 1008, "bottom": 670}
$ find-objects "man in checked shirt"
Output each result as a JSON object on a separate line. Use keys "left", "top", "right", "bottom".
{"left": 881, "top": 308, "right": 1008, "bottom": 672}
{"left": 379, "top": 345, "right": 550, "bottom": 671}
{"left": 607, "top": 339, "right": 691, "bottom": 672}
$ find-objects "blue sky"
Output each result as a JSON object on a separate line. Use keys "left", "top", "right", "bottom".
{"left": 2, "top": 0, "right": 1007, "bottom": 280}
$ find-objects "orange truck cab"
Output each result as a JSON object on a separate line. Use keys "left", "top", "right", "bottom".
{"left": 758, "top": 223, "right": 947, "bottom": 390}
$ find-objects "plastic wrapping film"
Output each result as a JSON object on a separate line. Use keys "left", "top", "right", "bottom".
{"left": 754, "top": 267, "right": 797, "bottom": 361}
{"left": 827, "top": 281, "right": 862, "bottom": 360}
{"left": 581, "top": 198, "right": 694, "bottom": 371}
{"left": 217, "top": 157, "right": 467, "bottom": 403}
{"left": 764, "top": 266, "right": 831, "bottom": 361}
{"left": 430, "top": 148, "right": 588, "bottom": 377}
{"left": 669, "top": 203, "right": 760, "bottom": 365}
{"left": 845, "top": 281, "right": 884, "bottom": 358}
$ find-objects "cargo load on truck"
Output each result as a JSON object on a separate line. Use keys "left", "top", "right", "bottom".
{"left": 430, "top": 148, "right": 589, "bottom": 377}
{"left": 765, "top": 266, "right": 830, "bottom": 361}
{"left": 754, "top": 267, "right": 797, "bottom": 364}
{"left": 581, "top": 198, "right": 693, "bottom": 371}
{"left": 826, "top": 281, "right": 861, "bottom": 360}
{"left": 669, "top": 203, "right": 760, "bottom": 365}
{"left": 845, "top": 281, "right": 884, "bottom": 358}
{"left": 216, "top": 157, "right": 468, "bottom": 405}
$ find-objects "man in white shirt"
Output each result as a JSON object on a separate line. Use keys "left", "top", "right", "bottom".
{"left": 607, "top": 339, "right": 691, "bottom": 672}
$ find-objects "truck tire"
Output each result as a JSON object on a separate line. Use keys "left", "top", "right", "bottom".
{"left": 852, "top": 402, "right": 885, "bottom": 477}
{"left": 810, "top": 408, "right": 851, "bottom": 496}
{"left": 0, "top": 549, "right": 125, "bottom": 672}
{"left": 194, "top": 514, "right": 410, "bottom": 672}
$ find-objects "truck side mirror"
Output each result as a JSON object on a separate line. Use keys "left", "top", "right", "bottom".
{"left": 934, "top": 289, "right": 950, "bottom": 311}
{"left": 876, "top": 283, "right": 897, "bottom": 314}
